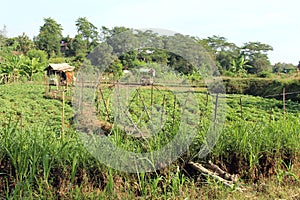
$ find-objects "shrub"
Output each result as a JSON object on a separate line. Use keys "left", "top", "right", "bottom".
{"left": 257, "top": 71, "right": 272, "bottom": 78}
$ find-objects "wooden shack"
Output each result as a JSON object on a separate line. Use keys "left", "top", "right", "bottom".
{"left": 139, "top": 68, "right": 155, "bottom": 85}
{"left": 45, "top": 63, "right": 75, "bottom": 86}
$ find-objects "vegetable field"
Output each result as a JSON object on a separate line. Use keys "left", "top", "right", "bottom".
{"left": 0, "top": 83, "right": 299, "bottom": 199}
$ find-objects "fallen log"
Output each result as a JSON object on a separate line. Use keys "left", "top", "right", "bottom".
{"left": 188, "top": 161, "right": 243, "bottom": 191}
{"left": 204, "top": 160, "right": 239, "bottom": 183}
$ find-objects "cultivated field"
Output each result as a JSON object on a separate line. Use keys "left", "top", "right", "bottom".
{"left": 0, "top": 83, "right": 299, "bottom": 199}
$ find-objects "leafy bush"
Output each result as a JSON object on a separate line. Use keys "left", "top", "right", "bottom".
{"left": 223, "top": 70, "right": 236, "bottom": 77}
{"left": 49, "top": 57, "right": 66, "bottom": 64}
{"left": 223, "top": 77, "right": 300, "bottom": 101}
{"left": 27, "top": 49, "right": 48, "bottom": 64}
{"left": 257, "top": 71, "right": 273, "bottom": 78}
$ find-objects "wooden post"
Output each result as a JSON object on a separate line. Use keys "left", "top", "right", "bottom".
{"left": 66, "top": 81, "right": 68, "bottom": 93}
{"left": 97, "top": 85, "right": 101, "bottom": 113}
{"left": 283, "top": 87, "right": 286, "bottom": 120}
{"left": 214, "top": 94, "right": 219, "bottom": 129}
{"left": 205, "top": 92, "right": 209, "bottom": 108}
{"left": 150, "top": 83, "right": 154, "bottom": 115}
{"left": 62, "top": 89, "right": 65, "bottom": 140}
{"left": 161, "top": 94, "right": 166, "bottom": 125}
{"left": 80, "top": 73, "right": 83, "bottom": 114}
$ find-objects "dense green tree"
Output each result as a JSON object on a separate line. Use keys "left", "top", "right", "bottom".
{"left": 72, "top": 34, "right": 88, "bottom": 55}
{"left": 59, "top": 35, "right": 73, "bottom": 57}
{"left": 5, "top": 33, "right": 34, "bottom": 54}
{"left": 4, "top": 37, "right": 18, "bottom": 51}
{"left": 100, "top": 26, "right": 130, "bottom": 41}
{"left": 273, "top": 62, "right": 296, "bottom": 73}
{"left": 164, "top": 33, "right": 211, "bottom": 75}
{"left": 87, "top": 42, "right": 115, "bottom": 72}
{"left": 16, "top": 33, "right": 34, "bottom": 54}
{"left": 241, "top": 42, "right": 273, "bottom": 73}
{"left": 34, "top": 18, "right": 63, "bottom": 57}
{"left": 75, "top": 17, "right": 99, "bottom": 52}
{"left": 106, "top": 28, "right": 139, "bottom": 57}
{"left": 200, "top": 35, "right": 239, "bottom": 73}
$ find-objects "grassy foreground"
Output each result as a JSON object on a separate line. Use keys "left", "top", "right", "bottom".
{"left": 0, "top": 83, "right": 299, "bottom": 199}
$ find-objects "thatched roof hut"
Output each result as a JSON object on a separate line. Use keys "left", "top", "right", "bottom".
{"left": 45, "top": 63, "right": 75, "bottom": 85}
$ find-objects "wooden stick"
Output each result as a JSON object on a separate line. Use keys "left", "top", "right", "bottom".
{"left": 213, "top": 93, "right": 219, "bottom": 129}
{"left": 188, "top": 161, "right": 235, "bottom": 188}
{"left": 205, "top": 161, "right": 239, "bottom": 183}
{"left": 62, "top": 89, "right": 65, "bottom": 140}
{"left": 161, "top": 94, "right": 166, "bottom": 125}
{"left": 283, "top": 87, "right": 286, "bottom": 120}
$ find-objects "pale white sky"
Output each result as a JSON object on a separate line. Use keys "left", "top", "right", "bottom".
{"left": 1, "top": 0, "right": 299, "bottom": 64}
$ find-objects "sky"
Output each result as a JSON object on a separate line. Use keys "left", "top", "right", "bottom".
{"left": 1, "top": 0, "right": 299, "bottom": 65}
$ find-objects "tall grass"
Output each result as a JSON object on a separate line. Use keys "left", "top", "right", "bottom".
{"left": 0, "top": 83, "right": 299, "bottom": 198}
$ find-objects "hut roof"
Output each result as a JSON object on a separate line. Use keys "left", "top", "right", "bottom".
{"left": 46, "top": 63, "right": 75, "bottom": 72}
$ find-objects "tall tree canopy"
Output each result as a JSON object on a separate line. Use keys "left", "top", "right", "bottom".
{"left": 75, "top": 17, "right": 99, "bottom": 52}
{"left": 199, "top": 35, "right": 239, "bottom": 73}
{"left": 241, "top": 42, "right": 273, "bottom": 73}
{"left": 34, "top": 18, "right": 63, "bottom": 57}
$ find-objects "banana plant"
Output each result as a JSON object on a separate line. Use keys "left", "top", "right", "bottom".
{"left": 24, "top": 57, "right": 44, "bottom": 81}
{"left": 0, "top": 54, "right": 29, "bottom": 83}
{"left": 229, "top": 55, "right": 251, "bottom": 76}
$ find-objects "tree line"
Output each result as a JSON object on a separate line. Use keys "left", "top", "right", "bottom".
{"left": 0, "top": 17, "right": 298, "bottom": 83}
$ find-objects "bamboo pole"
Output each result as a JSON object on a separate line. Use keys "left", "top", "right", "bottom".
{"left": 150, "top": 83, "right": 154, "bottom": 113}
{"left": 283, "top": 87, "right": 286, "bottom": 120}
{"left": 62, "top": 89, "right": 65, "bottom": 140}
{"left": 161, "top": 94, "right": 166, "bottom": 125}
{"left": 214, "top": 93, "right": 219, "bottom": 129}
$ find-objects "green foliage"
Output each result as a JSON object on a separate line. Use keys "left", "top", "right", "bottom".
{"left": 223, "top": 77, "right": 300, "bottom": 101}
{"left": 229, "top": 55, "right": 250, "bottom": 76}
{"left": 5, "top": 33, "right": 34, "bottom": 54}
{"left": 257, "top": 70, "right": 273, "bottom": 78}
{"left": 34, "top": 17, "right": 63, "bottom": 57}
{"left": 273, "top": 62, "right": 296, "bottom": 74}
{"left": 0, "top": 83, "right": 299, "bottom": 198}
{"left": 199, "top": 35, "right": 239, "bottom": 73}
{"left": 75, "top": 17, "right": 99, "bottom": 52}
{"left": 49, "top": 57, "right": 66, "bottom": 64}
{"left": 0, "top": 53, "right": 46, "bottom": 83}
{"left": 27, "top": 49, "right": 48, "bottom": 62}
{"left": 241, "top": 42, "right": 273, "bottom": 74}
